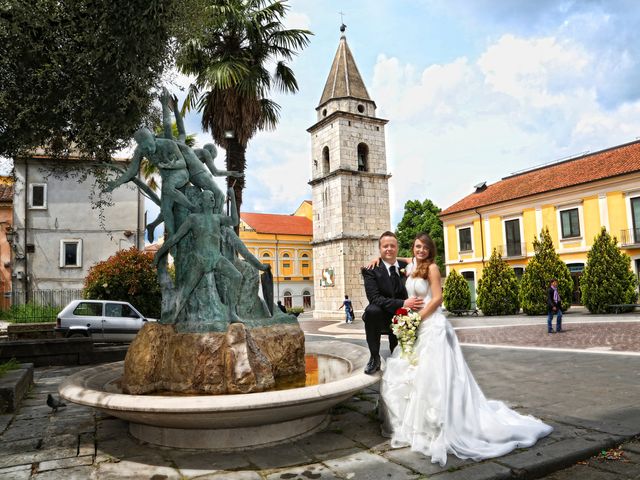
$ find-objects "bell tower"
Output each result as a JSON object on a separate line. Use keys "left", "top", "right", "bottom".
{"left": 309, "top": 24, "right": 391, "bottom": 319}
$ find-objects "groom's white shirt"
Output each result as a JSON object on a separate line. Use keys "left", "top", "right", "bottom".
{"left": 381, "top": 259, "right": 400, "bottom": 276}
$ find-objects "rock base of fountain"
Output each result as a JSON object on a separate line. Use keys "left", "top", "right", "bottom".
{"left": 122, "top": 322, "right": 305, "bottom": 395}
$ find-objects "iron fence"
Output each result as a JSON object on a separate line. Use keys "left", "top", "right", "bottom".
{"left": 497, "top": 242, "right": 527, "bottom": 258}
{"left": 1, "top": 289, "right": 84, "bottom": 323}
{"left": 620, "top": 228, "right": 640, "bottom": 246}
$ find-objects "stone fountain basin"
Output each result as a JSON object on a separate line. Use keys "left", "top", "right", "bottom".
{"left": 59, "top": 340, "right": 380, "bottom": 449}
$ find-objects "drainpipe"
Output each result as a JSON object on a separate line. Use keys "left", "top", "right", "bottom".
{"left": 475, "top": 208, "right": 485, "bottom": 267}
{"left": 24, "top": 158, "right": 29, "bottom": 301}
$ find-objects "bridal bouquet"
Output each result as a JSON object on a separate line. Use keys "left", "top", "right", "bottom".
{"left": 392, "top": 308, "right": 422, "bottom": 364}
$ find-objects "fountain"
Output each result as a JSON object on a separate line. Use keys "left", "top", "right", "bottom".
{"left": 59, "top": 89, "right": 378, "bottom": 449}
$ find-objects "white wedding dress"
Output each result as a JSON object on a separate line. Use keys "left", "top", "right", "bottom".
{"left": 381, "top": 272, "right": 553, "bottom": 466}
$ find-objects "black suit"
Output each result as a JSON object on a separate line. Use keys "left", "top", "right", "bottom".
{"left": 361, "top": 260, "right": 408, "bottom": 360}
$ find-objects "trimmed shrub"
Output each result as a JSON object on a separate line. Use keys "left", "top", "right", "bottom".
{"left": 520, "top": 228, "right": 573, "bottom": 315}
{"left": 443, "top": 269, "right": 471, "bottom": 312}
{"left": 477, "top": 249, "right": 520, "bottom": 315}
{"left": 84, "top": 247, "right": 161, "bottom": 318}
{"left": 580, "top": 227, "right": 638, "bottom": 313}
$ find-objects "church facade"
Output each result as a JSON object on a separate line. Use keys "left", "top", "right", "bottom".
{"left": 309, "top": 27, "right": 392, "bottom": 319}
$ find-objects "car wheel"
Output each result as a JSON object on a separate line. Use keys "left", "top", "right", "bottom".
{"left": 68, "top": 332, "right": 88, "bottom": 338}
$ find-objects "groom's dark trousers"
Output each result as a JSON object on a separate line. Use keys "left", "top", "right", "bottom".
{"left": 361, "top": 260, "right": 408, "bottom": 360}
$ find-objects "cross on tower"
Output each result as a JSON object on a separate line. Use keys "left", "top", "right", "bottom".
{"left": 339, "top": 11, "right": 346, "bottom": 33}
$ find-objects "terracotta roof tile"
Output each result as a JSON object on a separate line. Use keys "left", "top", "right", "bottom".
{"left": 241, "top": 212, "right": 312, "bottom": 236}
{"left": 0, "top": 185, "right": 13, "bottom": 203}
{"left": 440, "top": 140, "right": 640, "bottom": 217}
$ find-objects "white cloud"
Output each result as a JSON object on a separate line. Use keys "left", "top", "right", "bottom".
{"left": 370, "top": 32, "right": 640, "bottom": 223}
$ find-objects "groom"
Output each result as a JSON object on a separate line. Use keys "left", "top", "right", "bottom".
{"left": 361, "top": 231, "right": 424, "bottom": 374}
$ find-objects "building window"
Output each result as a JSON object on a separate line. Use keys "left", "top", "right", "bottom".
{"left": 283, "top": 291, "right": 292, "bottom": 308}
{"left": 261, "top": 252, "right": 273, "bottom": 271}
{"left": 458, "top": 227, "right": 472, "bottom": 252}
{"left": 281, "top": 252, "right": 293, "bottom": 275}
{"left": 60, "top": 239, "right": 82, "bottom": 267}
{"left": 631, "top": 197, "right": 640, "bottom": 243}
{"left": 322, "top": 146, "right": 330, "bottom": 174}
{"left": 513, "top": 267, "right": 524, "bottom": 281}
{"left": 301, "top": 253, "right": 311, "bottom": 276}
{"left": 560, "top": 208, "right": 580, "bottom": 239}
{"left": 504, "top": 218, "right": 522, "bottom": 257}
{"left": 29, "top": 183, "right": 47, "bottom": 209}
{"left": 303, "top": 290, "right": 311, "bottom": 308}
{"left": 357, "top": 143, "right": 368, "bottom": 172}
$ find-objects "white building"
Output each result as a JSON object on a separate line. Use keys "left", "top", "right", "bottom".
{"left": 11, "top": 154, "right": 145, "bottom": 291}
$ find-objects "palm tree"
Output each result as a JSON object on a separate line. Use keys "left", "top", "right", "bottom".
{"left": 176, "top": 0, "right": 311, "bottom": 215}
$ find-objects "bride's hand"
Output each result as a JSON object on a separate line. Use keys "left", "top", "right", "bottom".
{"left": 404, "top": 296, "right": 424, "bottom": 311}
{"left": 364, "top": 257, "right": 381, "bottom": 269}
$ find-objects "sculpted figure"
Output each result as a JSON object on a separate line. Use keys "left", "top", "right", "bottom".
{"left": 154, "top": 189, "right": 243, "bottom": 324}
{"left": 106, "top": 127, "right": 194, "bottom": 236}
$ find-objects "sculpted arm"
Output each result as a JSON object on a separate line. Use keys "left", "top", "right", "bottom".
{"left": 172, "top": 94, "right": 187, "bottom": 144}
{"left": 226, "top": 231, "right": 269, "bottom": 271}
{"left": 221, "top": 188, "right": 240, "bottom": 227}
{"left": 106, "top": 149, "right": 143, "bottom": 191}
{"left": 153, "top": 217, "right": 193, "bottom": 266}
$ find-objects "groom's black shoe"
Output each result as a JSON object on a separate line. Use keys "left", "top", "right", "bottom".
{"left": 364, "top": 356, "right": 381, "bottom": 375}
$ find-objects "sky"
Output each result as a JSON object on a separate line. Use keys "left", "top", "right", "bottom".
{"left": 133, "top": 0, "right": 640, "bottom": 238}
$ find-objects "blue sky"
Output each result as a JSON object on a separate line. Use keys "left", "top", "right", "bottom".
{"left": 160, "top": 0, "right": 640, "bottom": 236}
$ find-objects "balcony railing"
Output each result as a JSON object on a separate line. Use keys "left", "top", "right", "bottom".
{"left": 497, "top": 242, "right": 527, "bottom": 258}
{"left": 620, "top": 228, "right": 640, "bottom": 246}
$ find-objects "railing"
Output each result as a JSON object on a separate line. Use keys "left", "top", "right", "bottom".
{"left": 497, "top": 242, "right": 527, "bottom": 258}
{"left": 0, "top": 289, "right": 84, "bottom": 323}
{"left": 620, "top": 228, "right": 640, "bottom": 246}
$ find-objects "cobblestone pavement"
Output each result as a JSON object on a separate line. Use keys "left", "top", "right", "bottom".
{"left": 455, "top": 321, "right": 640, "bottom": 353}
{"left": 2, "top": 311, "right": 640, "bottom": 479}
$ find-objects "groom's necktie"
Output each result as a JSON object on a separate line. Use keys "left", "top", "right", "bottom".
{"left": 389, "top": 265, "right": 401, "bottom": 297}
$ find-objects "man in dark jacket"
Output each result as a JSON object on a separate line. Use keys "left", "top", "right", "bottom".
{"left": 361, "top": 231, "right": 424, "bottom": 374}
{"left": 547, "top": 279, "right": 563, "bottom": 333}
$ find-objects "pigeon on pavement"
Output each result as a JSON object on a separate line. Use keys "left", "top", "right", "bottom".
{"left": 46, "top": 394, "right": 66, "bottom": 413}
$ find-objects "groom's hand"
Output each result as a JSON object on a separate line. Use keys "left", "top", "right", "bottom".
{"left": 403, "top": 297, "right": 424, "bottom": 310}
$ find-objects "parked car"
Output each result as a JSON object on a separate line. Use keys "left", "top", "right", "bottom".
{"left": 55, "top": 300, "right": 156, "bottom": 342}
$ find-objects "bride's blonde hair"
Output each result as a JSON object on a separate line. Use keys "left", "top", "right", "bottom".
{"left": 411, "top": 233, "right": 437, "bottom": 280}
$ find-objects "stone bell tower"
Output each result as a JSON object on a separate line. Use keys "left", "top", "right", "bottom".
{"left": 309, "top": 24, "right": 391, "bottom": 319}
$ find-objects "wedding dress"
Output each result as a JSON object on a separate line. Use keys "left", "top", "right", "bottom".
{"left": 381, "top": 270, "right": 553, "bottom": 466}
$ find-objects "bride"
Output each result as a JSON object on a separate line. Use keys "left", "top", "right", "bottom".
{"left": 379, "top": 232, "right": 552, "bottom": 466}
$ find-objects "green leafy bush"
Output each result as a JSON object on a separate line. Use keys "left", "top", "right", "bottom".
{"left": 84, "top": 247, "right": 160, "bottom": 318}
{"left": 286, "top": 306, "right": 304, "bottom": 316}
{"left": 443, "top": 269, "right": 471, "bottom": 312}
{"left": 0, "top": 304, "right": 59, "bottom": 323}
{"left": 520, "top": 228, "right": 573, "bottom": 315}
{"left": 476, "top": 249, "right": 520, "bottom": 315}
{"left": 580, "top": 228, "right": 638, "bottom": 313}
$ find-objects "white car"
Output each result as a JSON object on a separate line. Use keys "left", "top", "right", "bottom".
{"left": 55, "top": 300, "right": 156, "bottom": 342}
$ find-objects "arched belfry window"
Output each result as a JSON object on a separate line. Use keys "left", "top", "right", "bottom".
{"left": 357, "top": 143, "right": 369, "bottom": 172}
{"left": 322, "top": 146, "right": 330, "bottom": 173}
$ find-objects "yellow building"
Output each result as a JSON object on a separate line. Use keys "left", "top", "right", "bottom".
{"left": 239, "top": 201, "right": 314, "bottom": 309}
{"left": 440, "top": 140, "right": 640, "bottom": 306}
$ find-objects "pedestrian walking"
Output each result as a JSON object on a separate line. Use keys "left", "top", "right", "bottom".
{"left": 547, "top": 279, "right": 563, "bottom": 333}
{"left": 339, "top": 295, "right": 354, "bottom": 323}
{"left": 277, "top": 300, "right": 287, "bottom": 314}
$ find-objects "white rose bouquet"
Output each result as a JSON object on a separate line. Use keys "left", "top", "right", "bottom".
{"left": 391, "top": 307, "right": 422, "bottom": 364}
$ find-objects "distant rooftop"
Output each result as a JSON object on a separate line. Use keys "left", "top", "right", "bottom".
{"left": 241, "top": 212, "right": 312, "bottom": 236}
{"left": 440, "top": 140, "right": 640, "bottom": 217}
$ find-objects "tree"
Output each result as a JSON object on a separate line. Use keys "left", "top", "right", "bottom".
{"left": 395, "top": 199, "right": 444, "bottom": 272}
{"left": 476, "top": 249, "right": 520, "bottom": 315}
{"left": 519, "top": 228, "right": 573, "bottom": 315}
{"left": 443, "top": 269, "right": 471, "bottom": 312}
{"left": 0, "top": 0, "right": 179, "bottom": 160}
{"left": 176, "top": 0, "right": 312, "bottom": 216}
{"left": 580, "top": 227, "right": 638, "bottom": 313}
{"left": 84, "top": 248, "right": 161, "bottom": 318}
